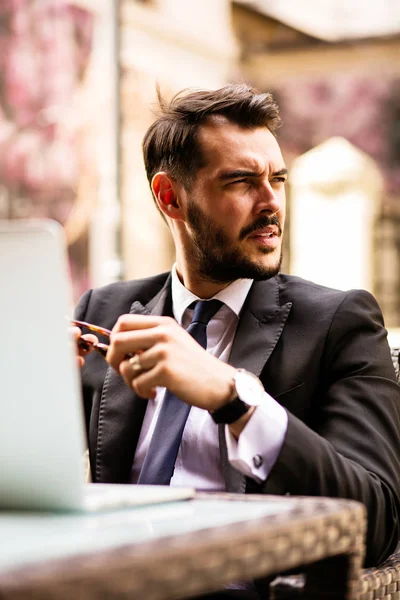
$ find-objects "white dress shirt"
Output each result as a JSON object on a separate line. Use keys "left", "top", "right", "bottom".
{"left": 130, "top": 265, "right": 288, "bottom": 489}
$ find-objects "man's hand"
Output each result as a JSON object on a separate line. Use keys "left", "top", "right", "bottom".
{"left": 70, "top": 326, "right": 98, "bottom": 368}
{"left": 106, "top": 314, "right": 237, "bottom": 411}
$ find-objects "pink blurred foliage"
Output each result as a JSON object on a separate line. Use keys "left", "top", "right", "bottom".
{"left": 274, "top": 73, "right": 400, "bottom": 195}
{"left": 0, "top": 0, "right": 94, "bottom": 213}
{"left": 0, "top": 0, "right": 95, "bottom": 299}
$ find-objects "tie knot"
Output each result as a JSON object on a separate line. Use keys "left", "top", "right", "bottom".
{"left": 190, "top": 299, "right": 223, "bottom": 326}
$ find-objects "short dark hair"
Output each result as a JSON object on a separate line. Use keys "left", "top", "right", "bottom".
{"left": 142, "top": 83, "right": 281, "bottom": 191}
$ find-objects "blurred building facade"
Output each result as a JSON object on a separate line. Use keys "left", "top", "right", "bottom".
{"left": 116, "top": 0, "right": 400, "bottom": 325}
{"left": 1, "top": 0, "right": 399, "bottom": 326}
{"left": 231, "top": 1, "right": 400, "bottom": 326}
{"left": 118, "top": 0, "right": 238, "bottom": 280}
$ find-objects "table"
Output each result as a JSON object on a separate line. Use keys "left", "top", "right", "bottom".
{"left": 0, "top": 493, "right": 366, "bottom": 600}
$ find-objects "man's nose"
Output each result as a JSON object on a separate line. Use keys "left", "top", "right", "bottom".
{"left": 255, "top": 181, "right": 281, "bottom": 215}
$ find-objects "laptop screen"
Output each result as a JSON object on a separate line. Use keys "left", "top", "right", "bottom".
{"left": 0, "top": 220, "right": 86, "bottom": 510}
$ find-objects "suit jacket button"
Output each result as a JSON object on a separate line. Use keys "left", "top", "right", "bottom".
{"left": 253, "top": 454, "right": 263, "bottom": 468}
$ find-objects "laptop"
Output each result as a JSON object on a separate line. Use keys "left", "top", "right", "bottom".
{"left": 0, "top": 219, "right": 194, "bottom": 511}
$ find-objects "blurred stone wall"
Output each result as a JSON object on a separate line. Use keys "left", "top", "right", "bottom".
{"left": 119, "top": 0, "right": 238, "bottom": 279}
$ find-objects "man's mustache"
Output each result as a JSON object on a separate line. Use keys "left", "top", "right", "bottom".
{"left": 239, "top": 215, "right": 282, "bottom": 240}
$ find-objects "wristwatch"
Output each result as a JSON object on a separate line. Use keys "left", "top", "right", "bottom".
{"left": 210, "top": 369, "right": 265, "bottom": 424}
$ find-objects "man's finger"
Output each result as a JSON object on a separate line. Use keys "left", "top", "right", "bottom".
{"left": 112, "top": 314, "right": 169, "bottom": 334}
{"left": 120, "top": 360, "right": 161, "bottom": 399}
{"left": 70, "top": 326, "right": 82, "bottom": 340}
{"left": 107, "top": 329, "right": 162, "bottom": 371}
{"left": 77, "top": 333, "right": 99, "bottom": 357}
{"left": 81, "top": 333, "right": 98, "bottom": 344}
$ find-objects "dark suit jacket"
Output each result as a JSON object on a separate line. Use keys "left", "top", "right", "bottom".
{"left": 75, "top": 272, "right": 400, "bottom": 567}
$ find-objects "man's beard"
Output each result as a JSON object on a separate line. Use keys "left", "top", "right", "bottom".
{"left": 186, "top": 200, "right": 283, "bottom": 283}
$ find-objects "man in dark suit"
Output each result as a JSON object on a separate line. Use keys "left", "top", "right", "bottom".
{"left": 75, "top": 84, "right": 400, "bottom": 579}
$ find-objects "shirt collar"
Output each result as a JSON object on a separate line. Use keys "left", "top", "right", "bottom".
{"left": 171, "top": 263, "right": 253, "bottom": 325}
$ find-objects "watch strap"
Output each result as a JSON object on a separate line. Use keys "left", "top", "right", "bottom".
{"left": 210, "top": 397, "right": 249, "bottom": 425}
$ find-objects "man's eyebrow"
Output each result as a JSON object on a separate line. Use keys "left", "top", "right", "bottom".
{"left": 218, "top": 167, "right": 288, "bottom": 181}
{"left": 218, "top": 169, "right": 262, "bottom": 181}
{"left": 272, "top": 168, "right": 288, "bottom": 177}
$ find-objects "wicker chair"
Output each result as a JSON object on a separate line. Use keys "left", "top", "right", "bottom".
{"left": 271, "top": 346, "right": 400, "bottom": 600}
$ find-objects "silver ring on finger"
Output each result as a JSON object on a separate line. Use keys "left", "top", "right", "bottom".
{"left": 129, "top": 354, "right": 142, "bottom": 374}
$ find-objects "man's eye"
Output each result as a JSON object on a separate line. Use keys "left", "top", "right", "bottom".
{"left": 230, "top": 179, "right": 248, "bottom": 185}
{"left": 272, "top": 177, "right": 287, "bottom": 184}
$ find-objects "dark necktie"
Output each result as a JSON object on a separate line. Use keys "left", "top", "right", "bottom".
{"left": 137, "top": 299, "right": 223, "bottom": 485}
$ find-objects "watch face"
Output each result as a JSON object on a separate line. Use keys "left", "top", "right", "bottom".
{"left": 234, "top": 370, "right": 265, "bottom": 406}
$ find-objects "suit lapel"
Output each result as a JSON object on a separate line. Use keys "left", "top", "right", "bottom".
{"left": 221, "top": 277, "right": 292, "bottom": 492}
{"left": 229, "top": 277, "right": 292, "bottom": 373}
{"left": 95, "top": 276, "right": 173, "bottom": 483}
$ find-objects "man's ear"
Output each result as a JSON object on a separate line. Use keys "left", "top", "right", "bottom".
{"left": 151, "top": 172, "right": 182, "bottom": 220}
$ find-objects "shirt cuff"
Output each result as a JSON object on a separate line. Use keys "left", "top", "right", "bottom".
{"left": 225, "top": 393, "right": 288, "bottom": 482}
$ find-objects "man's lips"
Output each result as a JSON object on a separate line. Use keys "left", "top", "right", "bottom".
{"left": 240, "top": 216, "right": 281, "bottom": 240}
{"left": 248, "top": 225, "right": 280, "bottom": 239}
{"left": 246, "top": 225, "right": 281, "bottom": 249}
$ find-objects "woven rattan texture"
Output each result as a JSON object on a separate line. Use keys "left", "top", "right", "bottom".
{"left": 272, "top": 549, "right": 400, "bottom": 600}
{"left": 0, "top": 496, "right": 365, "bottom": 600}
{"left": 391, "top": 347, "right": 400, "bottom": 379}
{"left": 359, "top": 548, "right": 400, "bottom": 599}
